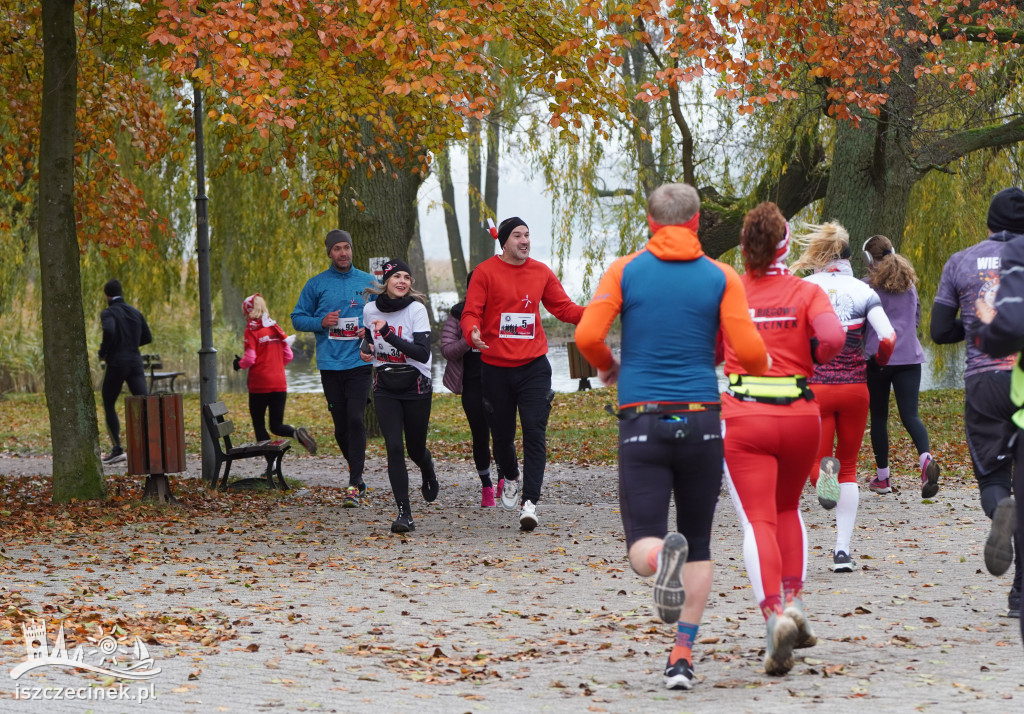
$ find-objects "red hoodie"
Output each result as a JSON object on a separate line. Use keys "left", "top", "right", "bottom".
{"left": 239, "top": 321, "right": 293, "bottom": 393}
{"left": 460, "top": 255, "right": 584, "bottom": 368}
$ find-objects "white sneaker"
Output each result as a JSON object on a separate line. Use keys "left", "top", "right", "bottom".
{"left": 500, "top": 478, "right": 521, "bottom": 511}
{"left": 519, "top": 500, "right": 538, "bottom": 531}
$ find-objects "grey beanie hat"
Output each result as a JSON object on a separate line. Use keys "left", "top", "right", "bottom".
{"left": 325, "top": 229, "right": 353, "bottom": 254}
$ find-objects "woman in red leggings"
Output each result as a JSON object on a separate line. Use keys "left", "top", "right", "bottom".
{"left": 723, "top": 202, "right": 844, "bottom": 676}
{"left": 792, "top": 222, "right": 896, "bottom": 573}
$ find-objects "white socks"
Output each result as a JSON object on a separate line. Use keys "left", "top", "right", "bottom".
{"left": 835, "top": 482, "right": 859, "bottom": 555}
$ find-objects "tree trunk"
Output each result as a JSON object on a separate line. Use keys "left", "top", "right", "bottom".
{"left": 408, "top": 221, "right": 438, "bottom": 335}
{"left": 482, "top": 117, "right": 500, "bottom": 241}
{"left": 823, "top": 115, "right": 917, "bottom": 266}
{"left": 39, "top": 0, "right": 106, "bottom": 503}
{"left": 337, "top": 165, "right": 423, "bottom": 269}
{"left": 438, "top": 146, "right": 468, "bottom": 297}
{"left": 336, "top": 139, "right": 424, "bottom": 439}
{"left": 467, "top": 119, "right": 489, "bottom": 268}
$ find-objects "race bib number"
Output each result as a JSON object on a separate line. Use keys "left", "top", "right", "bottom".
{"left": 328, "top": 317, "right": 359, "bottom": 340}
{"left": 499, "top": 312, "right": 536, "bottom": 339}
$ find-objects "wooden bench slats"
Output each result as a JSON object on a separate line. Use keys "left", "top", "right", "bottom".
{"left": 207, "top": 401, "right": 230, "bottom": 417}
{"left": 201, "top": 400, "right": 290, "bottom": 490}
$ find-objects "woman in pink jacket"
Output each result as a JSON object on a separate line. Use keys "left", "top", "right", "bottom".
{"left": 235, "top": 294, "right": 317, "bottom": 454}
{"left": 441, "top": 271, "right": 496, "bottom": 507}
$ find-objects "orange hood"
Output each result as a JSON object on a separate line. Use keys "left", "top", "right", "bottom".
{"left": 646, "top": 225, "right": 705, "bottom": 262}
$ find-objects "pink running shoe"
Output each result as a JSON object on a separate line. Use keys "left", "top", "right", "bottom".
{"left": 868, "top": 477, "right": 891, "bottom": 494}
{"left": 481, "top": 485, "right": 496, "bottom": 507}
{"left": 920, "top": 455, "right": 940, "bottom": 499}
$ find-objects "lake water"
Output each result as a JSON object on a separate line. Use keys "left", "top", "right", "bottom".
{"left": 214, "top": 342, "right": 966, "bottom": 395}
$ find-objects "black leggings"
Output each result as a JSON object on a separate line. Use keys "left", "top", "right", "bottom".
{"left": 320, "top": 366, "right": 372, "bottom": 485}
{"left": 462, "top": 377, "right": 492, "bottom": 476}
{"left": 248, "top": 392, "right": 295, "bottom": 442}
{"left": 866, "top": 362, "right": 930, "bottom": 469}
{"left": 375, "top": 394, "right": 433, "bottom": 503}
{"left": 482, "top": 357, "right": 553, "bottom": 505}
{"left": 102, "top": 360, "right": 148, "bottom": 447}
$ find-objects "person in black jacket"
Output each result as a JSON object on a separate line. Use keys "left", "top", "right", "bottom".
{"left": 973, "top": 188, "right": 1024, "bottom": 641}
{"left": 934, "top": 187, "right": 1024, "bottom": 620}
{"left": 98, "top": 279, "right": 152, "bottom": 464}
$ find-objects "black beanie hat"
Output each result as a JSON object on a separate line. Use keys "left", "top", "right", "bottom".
{"left": 325, "top": 229, "right": 353, "bottom": 254}
{"left": 381, "top": 258, "right": 413, "bottom": 285}
{"left": 103, "top": 278, "right": 122, "bottom": 298}
{"left": 987, "top": 187, "right": 1024, "bottom": 234}
{"left": 497, "top": 217, "right": 528, "bottom": 248}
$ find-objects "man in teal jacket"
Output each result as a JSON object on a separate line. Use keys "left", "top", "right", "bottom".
{"left": 292, "top": 229, "right": 377, "bottom": 506}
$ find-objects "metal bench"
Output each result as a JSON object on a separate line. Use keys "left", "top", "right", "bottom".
{"left": 142, "top": 354, "right": 185, "bottom": 393}
{"left": 201, "top": 401, "right": 290, "bottom": 490}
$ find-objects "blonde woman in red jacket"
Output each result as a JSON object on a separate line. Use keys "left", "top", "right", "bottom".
{"left": 235, "top": 294, "right": 317, "bottom": 454}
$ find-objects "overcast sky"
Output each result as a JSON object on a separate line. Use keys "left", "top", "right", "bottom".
{"left": 416, "top": 148, "right": 599, "bottom": 302}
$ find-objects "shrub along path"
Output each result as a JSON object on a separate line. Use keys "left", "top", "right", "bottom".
{"left": 0, "top": 452, "right": 1020, "bottom": 713}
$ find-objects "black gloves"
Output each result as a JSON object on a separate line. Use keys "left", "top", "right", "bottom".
{"left": 232, "top": 354, "right": 241, "bottom": 371}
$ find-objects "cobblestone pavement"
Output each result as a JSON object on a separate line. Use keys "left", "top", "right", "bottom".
{"left": 1, "top": 454, "right": 1021, "bottom": 713}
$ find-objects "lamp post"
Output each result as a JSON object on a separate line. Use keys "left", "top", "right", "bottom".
{"left": 193, "top": 71, "right": 217, "bottom": 484}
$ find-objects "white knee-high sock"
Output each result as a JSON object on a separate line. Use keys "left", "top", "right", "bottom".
{"left": 835, "top": 482, "right": 859, "bottom": 555}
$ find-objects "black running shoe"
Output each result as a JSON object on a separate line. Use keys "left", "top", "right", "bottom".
{"left": 985, "top": 497, "right": 1016, "bottom": 576}
{"left": 391, "top": 503, "right": 415, "bottom": 533}
{"left": 832, "top": 550, "right": 856, "bottom": 573}
{"left": 294, "top": 427, "right": 317, "bottom": 455}
{"left": 102, "top": 447, "right": 126, "bottom": 465}
{"left": 421, "top": 457, "right": 439, "bottom": 503}
{"left": 653, "top": 533, "right": 688, "bottom": 623}
{"left": 663, "top": 657, "right": 695, "bottom": 690}
{"left": 920, "top": 455, "right": 940, "bottom": 499}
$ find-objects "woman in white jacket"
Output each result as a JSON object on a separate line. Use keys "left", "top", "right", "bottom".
{"left": 792, "top": 223, "right": 896, "bottom": 573}
{"left": 361, "top": 259, "right": 437, "bottom": 534}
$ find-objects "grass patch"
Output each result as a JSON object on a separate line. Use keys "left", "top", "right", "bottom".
{"left": 0, "top": 387, "right": 973, "bottom": 480}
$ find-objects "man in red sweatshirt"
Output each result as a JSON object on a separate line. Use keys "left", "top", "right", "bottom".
{"left": 461, "top": 217, "right": 584, "bottom": 531}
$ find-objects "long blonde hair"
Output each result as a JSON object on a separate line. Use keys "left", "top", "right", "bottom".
{"left": 790, "top": 221, "right": 850, "bottom": 273}
{"left": 244, "top": 294, "right": 269, "bottom": 321}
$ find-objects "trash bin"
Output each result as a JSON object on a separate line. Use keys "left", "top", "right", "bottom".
{"left": 125, "top": 394, "right": 186, "bottom": 502}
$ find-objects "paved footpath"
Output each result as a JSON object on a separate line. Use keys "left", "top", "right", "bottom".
{"left": 1, "top": 454, "right": 1021, "bottom": 713}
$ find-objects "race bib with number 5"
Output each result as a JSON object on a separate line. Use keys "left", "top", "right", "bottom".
{"left": 499, "top": 312, "right": 536, "bottom": 339}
